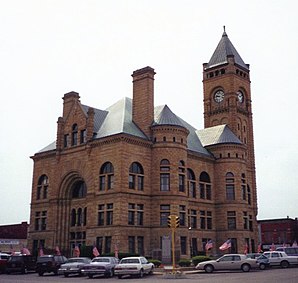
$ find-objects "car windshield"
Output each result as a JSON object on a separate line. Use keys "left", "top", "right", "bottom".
{"left": 38, "top": 256, "right": 53, "bottom": 262}
{"left": 120, "top": 258, "right": 140, "bottom": 264}
{"left": 66, "top": 258, "right": 85, "bottom": 263}
{"left": 9, "top": 256, "right": 22, "bottom": 262}
{"left": 93, "top": 258, "right": 110, "bottom": 263}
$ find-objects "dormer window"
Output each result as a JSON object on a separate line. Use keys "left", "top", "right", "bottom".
{"left": 72, "top": 124, "right": 78, "bottom": 146}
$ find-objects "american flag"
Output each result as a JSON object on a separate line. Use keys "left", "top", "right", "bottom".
{"left": 257, "top": 243, "right": 263, "bottom": 253}
{"left": 73, "top": 245, "right": 80, "bottom": 257}
{"left": 55, "top": 246, "right": 61, "bottom": 256}
{"left": 93, "top": 246, "right": 100, "bottom": 257}
{"left": 243, "top": 243, "right": 248, "bottom": 254}
{"left": 114, "top": 243, "right": 119, "bottom": 259}
{"left": 205, "top": 240, "right": 213, "bottom": 251}
{"left": 22, "top": 246, "right": 31, "bottom": 255}
{"left": 219, "top": 239, "right": 231, "bottom": 251}
{"left": 39, "top": 246, "right": 44, "bottom": 256}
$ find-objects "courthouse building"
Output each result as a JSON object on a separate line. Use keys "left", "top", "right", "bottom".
{"left": 28, "top": 30, "right": 258, "bottom": 258}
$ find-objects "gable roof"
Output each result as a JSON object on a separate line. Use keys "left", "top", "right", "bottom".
{"left": 196, "top": 124, "right": 242, "bottom": 147}
{"left": 37, "top": 98, "right": 242, "bottom": 157}
{"left": 205, "top": 30, "right": 248, "bottom": 70}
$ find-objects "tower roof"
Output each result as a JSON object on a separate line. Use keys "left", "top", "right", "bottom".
{"left": 205, "top": 27, "right": 248, "bottom": 70}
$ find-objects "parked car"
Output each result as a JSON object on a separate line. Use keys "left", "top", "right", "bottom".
{"left": 36, "top": 255, "right": 68, "bottom": 276}
{"left": 114, "top": 256, "right": 154, "bottom": 279}
{"left": 195, "top": 254, "right": 259, "bottom": 273}
{"left": 6, "top": 254, "right": 36, "bottom": 274}
{"left": 58, "top": 257, "right": 91, "bottom": 277}
{"left": 263, "top": 251, "right": 298, "bottom": 268}
{"left": 276, "top": 247, "right": 298, "bottom": 256}
{"left": 0, "top": 253, "right": 10, "bottom": 273}
{"left": 81, "top": 256, "right": 119, "bottom": 278}
{"left": 246, "top": 253, "right": 270, "bottom": 270}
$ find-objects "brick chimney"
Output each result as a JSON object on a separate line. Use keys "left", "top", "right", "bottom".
{"left": 131, "top": 66, "right": 155, "bottom": 138}
{"left": 62, "top": 91, "right": 80, "bottom": 118}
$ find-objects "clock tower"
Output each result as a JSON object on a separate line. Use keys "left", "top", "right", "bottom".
{"left": 203, "top": 27, "right": 257, "bottom": 215}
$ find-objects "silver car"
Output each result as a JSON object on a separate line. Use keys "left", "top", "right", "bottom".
{"left": 81, "top": 256, "right": 119, "bottom": 278}
{"left": 58, "top": 257, "right": 91, "bottom": 277}
{"left": 196, "top": 254, "right": 258, "bottom": 273}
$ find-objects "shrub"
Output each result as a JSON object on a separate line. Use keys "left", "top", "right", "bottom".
{"left": 192, "top": 255, "right": 211, "bottom": 266}
{"left": 178, "top": 259, "right": 191, "bottom": 267}
{"left": 149, "top": 259, "right": 162, "bottom": 267}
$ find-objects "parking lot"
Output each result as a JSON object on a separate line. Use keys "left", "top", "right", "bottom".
{"left": 0, "top": 268, "right": 297, "bottom": 283}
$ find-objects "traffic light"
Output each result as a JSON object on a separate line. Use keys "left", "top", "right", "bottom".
{"left": 167, "top": 215, "right": 180, "bottom": 228}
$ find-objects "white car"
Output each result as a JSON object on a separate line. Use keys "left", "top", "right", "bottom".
{"left": 263, "top": 251, "right": 298, "bottom": 268}
{"left": 196, "top": 254, "right": 259, "bottom": 273}
{"left": 114, "top": 256, "right": 154, "bottom": 279}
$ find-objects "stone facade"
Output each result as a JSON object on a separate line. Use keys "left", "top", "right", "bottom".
{"left": 28, "top": 31, "right": 258, "bottom": 259}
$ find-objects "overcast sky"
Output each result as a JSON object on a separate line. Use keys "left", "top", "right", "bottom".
{"left": 0, "top": 0, "right": 297, "bottom": 225}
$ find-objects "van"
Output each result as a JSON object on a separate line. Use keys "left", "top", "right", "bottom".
{"left": 276, "top": 247, "right": 298, "bottom": 256}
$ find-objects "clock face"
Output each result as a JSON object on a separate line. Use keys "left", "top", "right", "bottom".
{"left": 237, "top": 90, "right": 244, "bottom": 103}
{"left": 214, "top": 90, "right": 224, "bottom": 103}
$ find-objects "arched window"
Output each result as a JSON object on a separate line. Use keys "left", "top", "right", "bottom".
{"left": 129, "top": 162, "right": 144, "bottom": 190}
{"left": 72, "top": 124, "right": 78, "bottom": 146}
{"left": 178, "top": 161, "right": 185, "bottom": 192}
{"left": 226, "top": 172, "right": 235, "bottom": 200}
{"left": 199, "top": 171, "right": 212, "bottom": 200}
{"left": 241, "top": 173, "right": 246, "bottom": 200}
{"left": 71, "top": 181, "right": 87, "bottom": 198}
{"left": 99, "top": 162, "right": 114, "bottom": 191}
{"left": 71, "top": 209, "right": 76, "bottom": 226}
{"left": 187, "top": 169, "right": 196, "bottom": 198}
{"left": 37, "top": 175, "right": 48, "bottom": 200}
{"left": 160, "top": 159, "right": 170, "bottom": 191}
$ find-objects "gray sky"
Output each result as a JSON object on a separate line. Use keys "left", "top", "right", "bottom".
{"left": 0, "top": 0, "right": 297, "bottom": 225}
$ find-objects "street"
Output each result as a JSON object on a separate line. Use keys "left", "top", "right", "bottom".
{"left": 0, "top": 268, "right": 298, "bottom": 283}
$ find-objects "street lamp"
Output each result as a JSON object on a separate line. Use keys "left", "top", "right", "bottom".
{"left": 188, "top": 227, "right": 192, "bottom": 257}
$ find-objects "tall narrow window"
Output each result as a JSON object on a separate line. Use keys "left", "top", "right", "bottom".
{"left": 227, "top": 211, "right": 236, "bottom": 230}
{"left": 226, "top": 172, "right": 235, "bottom": 200}
{"left": 178, "top": 161, "right": 185, "bottom": 192}
{"left": 97, "top": 204, "right": 104, "bottom": 226}
{"left": 137, "top": 204, "right": 144, "bottom": 226}
{"left": 71, "top": 209, "right": 76, "bottom": 226}
{"left": 187, "top": 169, "right": 196, "bottom": 198}
{"left": 179, "top": 205, "right": 186, "bottom": 226}
{"left": 64, "top": 134, "right": 69, "bottom": 148}
{"left": 160, "top": 205, "right": 170, "bottom": 226}
{"left": 128, "top": 203, "right": 135, "bottom": 225}
{"left": 99, "top": 162, "right": 114, "bottom": 191}
{"left": 37, "top": 175, "right": 49, "bottom": 200}
{"left": 199, "top": 172, "right": 212, "bottom": 200}
{"left": 241, "top": 173, "right": 246, "bottom": 200}
{"left": 180, "top": 236, "right": 187, "bottom": 255}
{"left": 72, "top": 124, "right": 78, "bottom": 146}
{"left": 106, "top": 203, "right": 113, "bottom": 225}
{"left": 80, "top": 129, "right": 86, "bottom": 144}
{"left": 247, "top": 185, "right": 251, "bottom": 205}
{"left": 129, "top": 162, "right": 144, "bottom": 190}
{"left": 189, "top": 209, "right": 197, "bottom": 229}
{"left": 128, "top": 236, "right": 135, "bottom": 254}
{"left": 160, "top": 159, "right": 170, "bottom": 191}
{"left": 104, "top": 237, "right": 112, "bottom": 254}
{"left": 137, "top": 236, "right": 144, "bottom": 255}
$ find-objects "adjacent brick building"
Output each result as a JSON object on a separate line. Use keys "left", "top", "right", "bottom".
{"left": 0, "top": 222, "right": 28, "bottom": 253}
{"left": 28, "top": 29, "right": 258, "bottom": 258}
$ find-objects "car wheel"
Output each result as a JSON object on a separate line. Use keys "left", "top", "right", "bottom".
{"left": 22, "top": 268, "right": 28, "bottom": 274}
{"left": 88, "top": 274, "right": 93, "bottom": 278}
{"left": 110, "top": 269, "right": 114, "bottom": 277}
{"left": 204, "top": 264, "right": 214, "bottom": 273}
{"left": 38, "top": 271, "right": 44, "bottom": 276}
{"left": 149, "top": 266, "right": 154, "bottom": 275}
{"left": 139, "top": 269, "right": 144, "bottom": 278}
{"left": 280, "top": 261, "right": 289, "bottom": 268}
{"left": 64, "top": 273, "right": 69, "bottom": 277}
{"left": 118, "top": 275, "right": 122, "bottom": 279}
{"left": 241, "top": 263, "right": 251, "bottom": 272}
{"left": 259, "top": 263, "right": 266, "bottom": 270}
